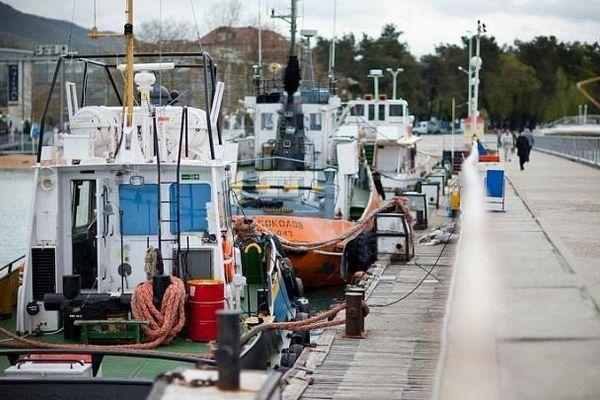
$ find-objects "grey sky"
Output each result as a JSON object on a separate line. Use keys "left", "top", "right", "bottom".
{"left": 4, "top": 0, "right": 600, "bottom": 56}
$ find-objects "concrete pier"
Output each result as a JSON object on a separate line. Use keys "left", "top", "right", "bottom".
{"left": 449, "top": 149, "right": 600, "bottom": 399}
{"left": 283, "top": 137, "right": 600, "bottom": 400}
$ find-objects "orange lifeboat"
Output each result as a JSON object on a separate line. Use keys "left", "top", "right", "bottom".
{"left": 251, "top": 215, "right": 355, "bottom": 287}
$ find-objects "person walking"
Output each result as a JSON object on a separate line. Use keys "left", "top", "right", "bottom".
{"left": 515, "top": 131, "right": 531, "bottom": 170}
{"left": 500, "top": 130, "right": 513, "bottom": 161}
{"left": 525, "top": 127, "right": 535, "bottom": 148}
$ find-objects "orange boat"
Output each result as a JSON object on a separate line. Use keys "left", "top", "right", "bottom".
{"left": 236, "top": 184, "right": 387, "bottom": 288}
{"left": 252, "top": 215, "right": 354, "bottom": 287}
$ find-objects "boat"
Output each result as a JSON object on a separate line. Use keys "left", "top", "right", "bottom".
{"left": 228, "top": 4, "right": 390, "bottom": 288}
{"left": 335, "top": 69, "right": 426, "bottom": 195}
{"left": 0, "top": 1, "right": 308, "bottom": 393}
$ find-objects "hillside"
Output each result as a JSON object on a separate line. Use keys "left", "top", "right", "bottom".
{"left": 0, "top": 2, "right": 122, "bottom": 53}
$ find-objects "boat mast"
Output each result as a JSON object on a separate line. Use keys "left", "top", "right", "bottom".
{"left": 271, "top": 0, "right": 298, "bottom": 56}
{"left": 90, "top": 0, "right": 135, "bottom": 127}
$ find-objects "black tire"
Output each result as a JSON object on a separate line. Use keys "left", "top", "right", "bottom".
{"left": 288, "top": 344, "right": 304, "bottom": 357}
{"left": 280, "top": 352, "right": 298, "bottom": 368}
{"left": 295, "top": 297, "right": 310, "bottom": 314}
{"left": 294, "top": 277, "right": 304, "bottom": 297}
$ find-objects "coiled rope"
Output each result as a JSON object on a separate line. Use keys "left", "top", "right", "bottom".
{"left": 131, "top": 276, "right": 186, "bottom": 346}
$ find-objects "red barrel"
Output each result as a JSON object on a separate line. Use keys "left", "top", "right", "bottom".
{"left": 186, "top": 279, "right": 225, "bottom": 342}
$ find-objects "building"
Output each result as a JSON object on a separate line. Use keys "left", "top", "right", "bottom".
{"left": 199, "top": 26, "right": 289, "bottom": 113}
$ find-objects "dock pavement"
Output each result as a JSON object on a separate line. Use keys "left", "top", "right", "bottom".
{"left": 438, "top": 149, "right": 600, "bottom": 399}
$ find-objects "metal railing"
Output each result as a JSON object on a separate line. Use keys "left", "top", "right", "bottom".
{"left": 540, "top": 114, "right": 600, "bottom": 128}
{"left": 534, "top": 135, "right": 600, "bottom": 166}
{"left": 0, "top": 254, "right": 25, "bottom": 278}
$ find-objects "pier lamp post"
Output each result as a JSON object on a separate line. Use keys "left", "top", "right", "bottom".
{"left": 386, "top": 67, "right": 404, "bottom": 100}
{"left": 457, "top": 66, "right": 472, "bottom": 119}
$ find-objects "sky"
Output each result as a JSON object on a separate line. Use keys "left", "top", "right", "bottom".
{"left": 4, "top": 0, "right": 600, "bottom": 56}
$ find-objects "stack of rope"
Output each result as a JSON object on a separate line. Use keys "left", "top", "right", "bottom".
{"left": 131, "top": 276, "right": 186, "bottom": 346}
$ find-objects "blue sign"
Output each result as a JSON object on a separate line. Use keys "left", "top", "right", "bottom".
{"left": 8, "top": 64, "right": 18, "bottom": 102}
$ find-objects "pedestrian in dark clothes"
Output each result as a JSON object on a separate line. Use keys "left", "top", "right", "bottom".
{"left": 515, "top": 131, "right": 531, "bottom": 170}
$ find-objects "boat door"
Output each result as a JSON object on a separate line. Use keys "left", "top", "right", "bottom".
{"left": 70, "top": 179, "right": 98, "bottom": 289}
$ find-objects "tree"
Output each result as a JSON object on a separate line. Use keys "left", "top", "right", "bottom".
{"left": 204, "top": 0, "right": 244, "bottom": 30}
{"left": 485, "top": 53, "right": 540, "bottom": 127}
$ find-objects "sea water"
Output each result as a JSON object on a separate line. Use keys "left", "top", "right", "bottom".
{"left": 0, "top": 169, "right": 34, "bottom": 266}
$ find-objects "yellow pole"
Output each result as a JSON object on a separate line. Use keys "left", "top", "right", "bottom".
{"left": 89, "top": 0, "right": 136, "bottom": 127}
{"left": 124, "top": 0, "right": 135, "bottom": 127}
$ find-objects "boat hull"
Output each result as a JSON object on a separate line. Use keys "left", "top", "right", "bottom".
{"left": 252, "top": 216, "right": 355, "bottom": 288}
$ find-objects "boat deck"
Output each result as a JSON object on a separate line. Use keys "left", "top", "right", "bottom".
{"left": 0, "top": 313, "right": 209, "bottom": 379}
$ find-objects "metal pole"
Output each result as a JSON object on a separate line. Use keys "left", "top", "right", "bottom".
{"left": 216, "top": 310, "right": 241, "bottom": 391}
{"left": 451, "top": 97, "right": 455, "bottom": 171}
{"left": 467, "top": 36, "right": 473, "bottom": 118}
{"left": 37, "top": 57, "right": 63, "bottom": 162}
{"left": 328, "top": 0, "right": 337, "bottom": 77}
{"left": 290, "top": 0, "right": 297, "bottom": 56}
{"left": 258, "top": 0, "right": 262, "bottom": 71}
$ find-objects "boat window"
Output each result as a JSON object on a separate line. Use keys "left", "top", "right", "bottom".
{"left": 309, "top": 113, "right": 323, "bottom": 130}
{"left": 350, "top": 104, "right": 364, "bottom": 116}
{"left": 119, "top": 184, "right": 159, "bottom": 235}
{"left": 368, "top": 105, "right": 375, "bottom": 121}
{"left": 71, "top": 180, "right": 97, "bottom": 233}
{"left": 170, "top": 183, "right": 212, "bottom": 234}
{"left": 379, "top": 105, "right": 386, "bottom": 121}
{"left": 261, "top": 113, "right": 274, "bottom": 130}
{"left": 389, "top": 104, "right": 403, "bottom": 117}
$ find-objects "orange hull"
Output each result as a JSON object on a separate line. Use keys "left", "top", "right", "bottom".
{"left": 252, "top": 216, "right": 355, "bottom": 287}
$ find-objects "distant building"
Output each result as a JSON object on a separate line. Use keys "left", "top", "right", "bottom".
{"left": 200, "top": 26, "right": 289, "bottom": 113}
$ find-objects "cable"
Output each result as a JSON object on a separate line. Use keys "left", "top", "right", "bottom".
{"left": 370, "top": 224, "right": 454, "bottom": 308}
{"left": 189, "top": 0, "right": 204, "bottom": 52}
{"left": 66, "top": 0, "right": 77, "bottom": 52}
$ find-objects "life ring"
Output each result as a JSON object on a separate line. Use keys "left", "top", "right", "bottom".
{"left": 222, "top": 235, "right": 234, "bottom": 283}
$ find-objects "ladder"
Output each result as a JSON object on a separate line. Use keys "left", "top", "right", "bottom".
{"left": 152, "top": 107, "right": 188, "bottom": 276}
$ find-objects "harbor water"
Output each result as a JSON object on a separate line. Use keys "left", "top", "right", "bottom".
{"left": 0, "top": 170, "right": 34, "bottom": 266}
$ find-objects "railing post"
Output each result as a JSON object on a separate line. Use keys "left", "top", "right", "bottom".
{"left": 345, "top": 291, "right": 364, "bottom": 339}
{"left": 216, "top": 310, "right": 241, "bottom": 391}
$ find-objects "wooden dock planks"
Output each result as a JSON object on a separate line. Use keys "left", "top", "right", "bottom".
{"left": 286, "top": 218, "right": 457, "bottom": 400}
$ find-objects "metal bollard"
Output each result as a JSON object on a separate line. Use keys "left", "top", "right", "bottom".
{"left": 216, "top": 310, "right": 241, "bottom": 391}
{"left": 345, "top": 291, "right": 365, "bottom": 339}
{"left": 346, "top": 287, "right": 366, "bottom": 333}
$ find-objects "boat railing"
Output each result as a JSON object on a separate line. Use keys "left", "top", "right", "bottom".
{"left": 0, "top": 254, "right": 25, "bottom": 275}
{"left": 0, "top": 347, "right": 215, "bottom": 367}
{"left": 36, "top": 51, "right": 220, "bottom": 163}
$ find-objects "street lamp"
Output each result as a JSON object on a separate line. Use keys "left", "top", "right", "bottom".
{"left": 457, "top": 66, "right": 469, "bottom": 75}
{"left": 386, "top": 67, "right": 404, "bottom": 100}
